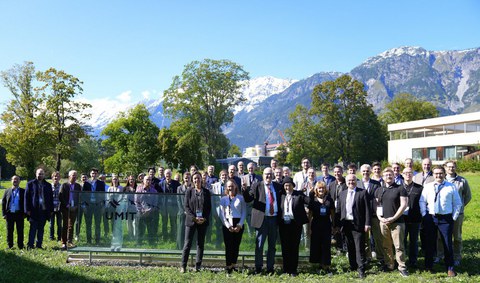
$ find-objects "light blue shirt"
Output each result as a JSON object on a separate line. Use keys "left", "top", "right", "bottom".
{"left": 420, "top": 180, "right": 462, "bottom": 221}
{"left": 9, "top": 188, "right": 20, "bottom": 212}
{"left": 264, "top": 182, "right": 278, "bottom": 216}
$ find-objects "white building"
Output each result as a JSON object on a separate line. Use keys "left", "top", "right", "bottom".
{"left": 388, "top": 111, "right": 480, "bottom": 164}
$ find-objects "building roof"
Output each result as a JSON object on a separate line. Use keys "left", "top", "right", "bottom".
{"left": 388, "top": 111, "right": 480, "bottom": 131}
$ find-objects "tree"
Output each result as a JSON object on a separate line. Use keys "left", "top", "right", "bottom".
{"left": 69, "top": 137, "right": 102, "bottom": 175}
{"left": 228, "top": 144, "right": 242, "bottom": 157}
{"left": 36, "top": 68, "right": 92, "bottom": 171}
{"left": 274, "top": 144, "right": 290, "bottom": 167}
{"left": 0, "top": 62, "right": 50, "bottom": 179}
{"left": 163, "top": 59, "right": 249, "bottom": 164}
{"left": 158, "top": 118, "right": 203, "bottom": 172}
{"left": 101, "top": 104, "right": 160, "bottom": 175}
{"left": 286, "top": 75, "right": 387, "bottom": 165}
{"left": 379, "top": 92, "right": 439, "bottom": 125}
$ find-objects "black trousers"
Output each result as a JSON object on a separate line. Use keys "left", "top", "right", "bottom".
{"left": 222, "top": 218, "right": 244, "bottom": 266}
{"left": 279, "top": 221, "right": 303, "bottom": 274}
{"left": 182, "top": 223, "right": 208, "bottom": 268}
{"left": 343, "top": 220, "right": 366, "bottom": 272}
{"left": 6, "top": 212, "right": 24, "bottom": 248}
{"left": 423, "top": 213, "right": 455, "bottom": 270}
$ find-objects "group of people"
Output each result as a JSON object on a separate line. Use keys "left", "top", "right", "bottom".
{"left": 1, "top": 157, "right": 471, "bottom": 278}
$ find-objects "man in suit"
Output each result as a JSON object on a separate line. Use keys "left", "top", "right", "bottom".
{"left": 356, "top": 164, "right": 383, "bottom": 266}
{"left": 243, "top": 167, "right": 283, "bottom": 274}
{"left": 159, "top": 169, "right": 180, "bottom": 241}
{"left": 75, "top": 173, "right": 91, "bottom": 241}
{"left": 25, "top": 168, "right": 54, "bottom": 249}
{"left": 84, "top": 167, "right": 106, "bottom": 244}
{"left": 2, "top": 175, "right": 25, "bottom": 249}
{"left": 237, "top": 161, "right": 246, "bottom": 177}
{"left": 337, "top": 174, "right": 371, "bottom": 278}
{"left": 241, "top": 162, "right": 262, "bottom": 189}
{"left": 205, "top": 165, "right": 218, "bottom": 190}
{"left": 413, "top": 158, "right": 434, "bottom": 186}
{"left": 59, "top": 170, "right": 82, "bottom": 250}
{"left": 279, "top": 177, "right": 309, "bottom": 276}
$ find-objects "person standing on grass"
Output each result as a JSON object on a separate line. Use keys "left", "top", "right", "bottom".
{"left": 59, "top": 170, "right": 82, "bottom": 250}
{"left": 435, "top": 160, "right": 472, "bottom": 266}
{"left": 402, "top": 167, "right": 423, "bottom": 268}
{"left": 176, "top": 171, "right": 191, "bottom": 250}
{"left": 376, "top": 168, "right": 409, "bottom": 277}
{"left": 219, "top": 180, "right": 246, "bottom": 274}
{"left": 2, "top": 175, "right": 25, "bottom": 249}
{"left": 181, "top": 172, "right": 212, "bottom": 273}
{"left": 242, "top": 167, "right": 282, "bottom": 275}
{"left": 309, "top": 181, "right": 335, "bottom": 275}
{"left": 49, "top": 171, "right": 62, "bottom": 242}
{"left": 420, "top": 165, "right": 462, "bottom": 277}
{"left": 336, "top": 174, "right": 371, "bottom": 279}
{"left": 25, "top": 168, "right": 54, "bottom": 250}
{"left": 279, "top": 177, "right": 310, "bottom": 277}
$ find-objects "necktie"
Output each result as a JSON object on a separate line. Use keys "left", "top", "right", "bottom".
{"left": 267, "top": 184, "right": 274, "bottom": 215}
{"left": 250, "top": 174, "right": 253, "bottom": 185}
{"left": 434, "top": 184, "right": 442, "bottom": 214}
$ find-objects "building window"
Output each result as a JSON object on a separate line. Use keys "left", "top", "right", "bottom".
{"left": 444, "top": 146, "right": 456, "bottom": 160}
{"left": 466, "top": 122, "right": 480, "bottom": 133}
{"left": 412, "top": 148, "right": 423, "bottom": 161}
{"left": 428, "top": 148, "right": 437, "bottom": 161}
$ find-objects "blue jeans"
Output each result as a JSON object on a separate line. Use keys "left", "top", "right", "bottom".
{"left": 404, "top": 222, "right": 420, "bottom": 265}
{"left": 255, "top": 216, "right": 278, "bottom": 271}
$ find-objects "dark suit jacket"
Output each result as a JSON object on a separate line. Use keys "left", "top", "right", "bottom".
{"left": 184, "top": 187, "right": 212, "bottom": 227}
{"left": 243, "top": 180, "right": 283, "bottom": 228}
{"left": 2, "top": 187, "right": 25, "bottom": 216}
{"left": 328, "top": 181, "right": 347, "bottom": 204}
{"left": 337, "top": 187, "right": 371, "bottom": 231}
{"left": 25, "top": 179, "right": 54, "bottom": 217}
{"left": 279, "top": 190, "right": 309, "bottom": 225}
{"left": 159, "top": 179, "right": 180, "bottom": 193}
{"left": 356, "top": 179, "right": 381, "bottom": 215}
{"left": 58, "top": 182, "right": 82, "bottom": 210}
{"left": 82, "top": 179, "right": 106, "bottom": 192}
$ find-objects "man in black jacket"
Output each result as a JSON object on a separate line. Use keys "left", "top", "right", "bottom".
{"left": 2, "top": 175, "right": 25, "bottom": 249}
{"left": 402, "top": 167, "right": 423, "bottom": 268}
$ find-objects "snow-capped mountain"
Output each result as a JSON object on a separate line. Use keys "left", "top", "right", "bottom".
{"left": 234, "top": 76, "right": 297, "bottom": 114}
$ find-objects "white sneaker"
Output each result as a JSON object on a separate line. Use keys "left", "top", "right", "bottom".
{"left": 372, "top": 251, "right": 377, "bottom": 259}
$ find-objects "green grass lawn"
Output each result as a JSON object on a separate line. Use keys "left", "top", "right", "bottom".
{"left": 0, "top": 174, "right": 479, "bottom": 282}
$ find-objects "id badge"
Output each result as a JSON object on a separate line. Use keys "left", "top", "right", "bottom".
{"left": 403, "top": 206, "right": 409, "bottom": 215}
{"left": 376, "top": 206, "right": 383, "bottom": 217}
{"left": 196, "top": 210, "right": 203, "bottom": 218}
{"left": 320, "top": 206, "right": 327, "bottom": 216}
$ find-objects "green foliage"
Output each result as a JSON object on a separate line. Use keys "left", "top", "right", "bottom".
{"left": 228, "top": 144, "right": 242, "bottom": 157}
{"left": 158, "top": 118, "right": 203, "bottom": 172}
{"left": 0, "top": 62, "right": 51, "bottom": 179}
{"left": 379, "top": 93, "right": 439, "bottom": 126}
{"left": 36, "top": 67, "right": 91, "bottom": 171}
{"left": 69, "top": 137, "right": 102, "bottom": 175}
{"left": 274, "top": 144, "right": 289, "bottom": 167}
{"left": 456, "top": 158, "right": 480, "bottom": 173}
{"left": 286, "top": 75, "right": 387, "bottom": 166}
{"left": 102, "top": 104, "right": 160, "bottom": 175}
{"left": 163, "top": 59, "right": 249, "bottom": 163}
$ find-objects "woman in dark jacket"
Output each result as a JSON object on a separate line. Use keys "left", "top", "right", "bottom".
{"left": 309, "top": 181, "right": 335, "bottom": 274}
{"left": 180, "top": 172, "right": 211, "bottom": 272}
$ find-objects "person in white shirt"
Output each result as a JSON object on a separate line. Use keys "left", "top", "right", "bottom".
{"left": 219, "top": 180, "right": 246, "bottom": 273}
{"left": 419, "top": 165, "right": 462, "bottom": 277}
{"left": 293, "top": 158, "right": 310, "bottom": 191}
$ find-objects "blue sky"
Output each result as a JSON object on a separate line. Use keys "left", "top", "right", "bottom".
{"left": 1, "top": 0, "right": 479, "bottom": 105}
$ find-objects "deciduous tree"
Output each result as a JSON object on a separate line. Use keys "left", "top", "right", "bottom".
{"left": 163, "top": 59, "right": 249, "bottom": 164}
{"left": 379, "top": 92, "right": 439, "bottom": 125}
{"left": 101, "top": 104, "right": 160, "bottom": 175}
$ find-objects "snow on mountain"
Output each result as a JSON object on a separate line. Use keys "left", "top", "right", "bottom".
{"left": 362, "top": 46, "right": 429, "bottom": 66}
{"left": 234, "top": 76, "right": 298, "bottom": 114}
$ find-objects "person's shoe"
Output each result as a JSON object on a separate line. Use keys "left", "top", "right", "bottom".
{"left": 254, "top": 268, "right": 262, "bottom": 275}
{"left": 74, "top": 236, "right": 79, "bottom": 241}
{"left": 67, "top": 242, "right": 76, "bottom": 248}
{"left": 61, "top": 244, "right": 67, "bottom": 251}
{"left": 358, "top": 271, "right": 366, "bottom": 278}
{"left": 180, "top": 267, "right": 186, "bottom": 273}
{"left": 290, "top": 273, "right": 298, "bottom": 277}
{"left": 371, "top": 251, "right": 377, "bottom": 259}
{"left": 266, "top": 269, "right": 274, "bottom": 276}
{"left": 433, "top": 257, "right": 440, "bottom": 264}
{"left": 399, "top": 269, "right": 409, "bottom": 277}
{"left": 447, "top": 270, "right": 456, "bottom": 277}
{"left": 454, "top": 260, "right": 460, "bottom": 266}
